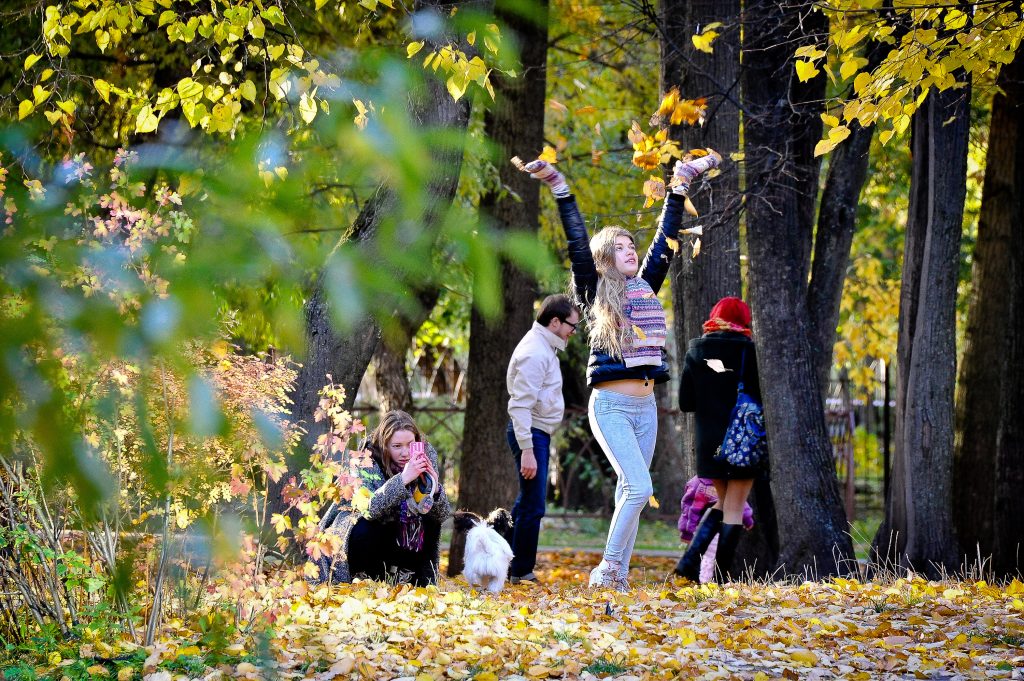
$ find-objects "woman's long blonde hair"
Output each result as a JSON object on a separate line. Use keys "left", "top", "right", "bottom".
{"left": 581, "top": 226, "right": 634, "bottom": 359}
{"left": 368, "top": 410, "right": 421, "bottom": 475}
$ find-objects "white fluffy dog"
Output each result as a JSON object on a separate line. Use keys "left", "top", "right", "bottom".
{"left": 454, "top": 510, "right": 515, "bottom": 593}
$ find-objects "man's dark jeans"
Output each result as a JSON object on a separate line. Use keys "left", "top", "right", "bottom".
{"left": 506, "top": 421, "right": 550, "bottom": 578}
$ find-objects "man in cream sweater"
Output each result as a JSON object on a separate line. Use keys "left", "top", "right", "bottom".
{"left": 505, "top": 294, "right": 579, "bottom": 583}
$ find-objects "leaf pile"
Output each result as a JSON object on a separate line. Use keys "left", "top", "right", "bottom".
{"left": 30, "top": 552, "right": 1024, "bottom": 680}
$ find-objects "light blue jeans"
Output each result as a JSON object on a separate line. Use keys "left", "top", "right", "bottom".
{"left": 588, "top": 388, "right": 658, "bottom": 571}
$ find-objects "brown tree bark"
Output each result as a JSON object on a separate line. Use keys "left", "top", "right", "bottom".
{"left": 955, "top": 51, "right": 1024, "bottom": 577}
{"left": 372, "top": 287, "right": 444, "bottom": 414}
{"left": 450, "top": 0, "right": 550, "bottom": 576}
{"left": 742, "top": 0, "right": 855, "bottom": 577}
{"left": 874, "top": 81, "right": 970, "bottom": 578}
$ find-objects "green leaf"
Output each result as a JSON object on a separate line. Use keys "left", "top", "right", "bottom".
{"left": 136, "top": 104, "right": 160, "bottom": 133}
{"left": 249, "top": 16, "right": 265, "bottom": 39}
{"left": 239, "top": 79, "right": 257, "bottom": 103}
{"left": 261, "top": 6, "right": 284, "bottom": 25}
{"left": 176, "top": 77, "right": 204, "bottom": 103}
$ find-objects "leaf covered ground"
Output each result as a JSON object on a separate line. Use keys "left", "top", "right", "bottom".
{"left": 27, "top": 552, "right": 1024, "bottom": 680}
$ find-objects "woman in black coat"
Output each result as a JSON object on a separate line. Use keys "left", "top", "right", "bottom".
{"left": 674, "top": 297, "right": 764, "bottom": 581}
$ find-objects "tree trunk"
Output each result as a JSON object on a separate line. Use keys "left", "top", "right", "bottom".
{"left": 373, "top": 287, "right": 443, "bottom": 414}
{"left": 742, "top": 0, "right": 854, "bottom": 578}
{"left": 450, "top": 0, "right": 549, "bottom": 576}
{"left": 807, "top": 39, "right": 887, "bottom": 393}
{"left": 956, "top": 51, "right": 1024, "bottom": 577}
{"left": 660, "top": 0, "right": 778, "bottom": 574}
{"left": 875, "top": 82, "right": 970, "bottom": 578}
{"left": 279, "top": 0, "right": 482, "bottom": 524}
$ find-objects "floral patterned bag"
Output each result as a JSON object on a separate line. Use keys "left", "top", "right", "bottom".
{"left": 714, "top": 350, "right": 768, "bottom": 467}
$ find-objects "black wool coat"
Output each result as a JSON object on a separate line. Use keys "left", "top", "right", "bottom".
{"left": 678, "top": 331, "right": 765, "bottom": 480}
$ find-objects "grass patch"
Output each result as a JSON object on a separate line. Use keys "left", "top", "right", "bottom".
{"left": 583, "top": 658, "right": 628, "bottom": 676}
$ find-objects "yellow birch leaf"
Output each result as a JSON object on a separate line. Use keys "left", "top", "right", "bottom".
{"left": 18, "top": 100, "right": 34, "bottom": 120}
{"left": 649, "top": 495, "right": 660, "bottom": 509}
{"left": 821, "top": 113, "right": 839, "bottom": 127}
{"left": 790, "top": 650, "right": 819, "bottom": 666}
{"left": 814, "top": 138, "right": 838, "bottom": 157}
{"left": 691, "top": 237, "right": 701, "bottom": 258}
{"left": 853, "top": 71, "right": 872, "bottom": 94}
{"left": 406, "top": 41, "right": 424, "bottom": 58}
{"left": 684, "top": 195, "right": 698, "bottom": 217}
{"left": 467, "top": 31, "right": 476, "bottom": 46}
{"left": 44, "top": 110, "right": 63, "bottom": 125}
{"left": 575, "top": 105, "right": 596, "bottom": 115}
{"left": 840, "top": 58, "right": 860, "bottom": 81}
{"left": 665, "top": 237, "right": 679, "bottom": 253}
{"left": 538, "top": 145, "right": 558, "bottom": 163}
{"left": 691, "top": 30, "right": 718, "bottom": 54}
{"left": 828, "top": 125, "right": 852, "bottom": 143}
{"left": 24, "top": 54, "right": 42, "bottom": 70}
{"left": 795, "top": 59, "right": 820, "bottom": 82}
{"left": 299, "top": 92, "right": 317, "bottom": 123}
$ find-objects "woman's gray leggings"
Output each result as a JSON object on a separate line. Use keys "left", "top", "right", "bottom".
{"left": 588, "top": 388, "right": 658, "bottom": 570}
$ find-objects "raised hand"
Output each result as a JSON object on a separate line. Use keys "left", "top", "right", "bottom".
{"left": 670, "top": 149, "right": 723, "bottom": 195}
{"left": 515, "top": 158, "right": 570, "bottom": 198}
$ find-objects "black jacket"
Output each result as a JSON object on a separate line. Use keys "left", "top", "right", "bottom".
{"left": 557, "top": 193, "right": 687, "bottom": 387}
{"left": 679, "top": 331, "right": 764, "bottom": 478}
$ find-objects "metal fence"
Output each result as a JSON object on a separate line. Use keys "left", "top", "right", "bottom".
{"left": 354, "top": 362, "right": 893, "bottom": 521}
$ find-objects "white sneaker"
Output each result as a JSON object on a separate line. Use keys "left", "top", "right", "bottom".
{"left": 589, "top": 560, "right": 627, "bottom": 591}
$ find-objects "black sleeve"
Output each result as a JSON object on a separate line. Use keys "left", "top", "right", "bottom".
{"left": 679, "top": 350, "right": 698, "bottom": 412}
{"left": 557, "top": 195, "right": 598, "bottom": 307}
{"left": 638, "top": 193, "right": 687, "bottom": 294}
{"left": 744, "top": 343, "right": 763, "bottom": 403}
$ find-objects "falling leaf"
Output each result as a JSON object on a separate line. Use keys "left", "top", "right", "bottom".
{"left": 538, "top": 145, "right": 558, "bottom": 163}
{"left": 632, "top": 325, "right": 647, "bottom": 341}
{"left": 665, "top": 237, "right": 679, "bottom": 253}
{"left": 691, "top": 237, "right": 701, "bottom": 258}
{"left": 706, "top": 358, "right": 731, "bottom": 372}
{"left": 684, "top": 195, "right": 698, "bottom": 216}
{"left": 648, "top": 495, "right": 660, "bottom": 509}
{"left": 681, "top": 225, "right": 703, "bottom": 236}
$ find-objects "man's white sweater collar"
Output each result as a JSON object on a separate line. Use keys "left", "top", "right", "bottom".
{"left": 532, "top": 321, "right": 566, "bottom": 352}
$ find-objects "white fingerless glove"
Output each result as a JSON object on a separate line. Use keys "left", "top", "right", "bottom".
{"left": 523, "top": 159, "right": 570, "bottom": 198}
{"left": 671, "top": 150, "right": 722, "bottom": 196}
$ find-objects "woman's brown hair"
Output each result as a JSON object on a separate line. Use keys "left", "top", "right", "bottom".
{"left": 367, "top": 409, "right": 422, "bottom": 475}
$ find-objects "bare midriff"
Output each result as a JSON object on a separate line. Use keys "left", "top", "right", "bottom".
{"left": 593, "top": 378, "right": 655, "bottom": 397}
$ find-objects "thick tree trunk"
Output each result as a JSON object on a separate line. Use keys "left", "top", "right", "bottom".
{"left": 875, "top": 83, "right": 969, "bottom": 578}
{"left": 742, "top": 0, "right": 854, "bottom": 578}
{"left": 660, "top": 0, "right": 779, "bottom": 575}
{"left": 450, "top": 0, "right": 549, "bottom": 576}
{"left": 956, "top": 52, "right": 1024, "bottom": 577}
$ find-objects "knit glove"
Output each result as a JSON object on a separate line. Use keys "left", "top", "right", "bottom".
{"left": 670, "top": 149, "right": 723, "bottom": 196}
{"left": 520, "top": 159, "right": 570, "bottom": 198}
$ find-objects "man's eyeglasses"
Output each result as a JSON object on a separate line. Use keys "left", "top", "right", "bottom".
{"left": 560, "top": 318, "right": 579, "bottom": 332}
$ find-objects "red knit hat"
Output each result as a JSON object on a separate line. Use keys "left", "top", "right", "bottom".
{"left": 707, "top": 297, "right": 751, "bottom": 329}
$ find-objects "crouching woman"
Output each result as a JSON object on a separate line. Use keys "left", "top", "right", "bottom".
{"left": 312, "top": 410, "right": 451, "bottom": 586}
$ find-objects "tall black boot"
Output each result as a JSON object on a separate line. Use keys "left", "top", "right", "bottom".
{"left": 673, "top": 508, "right": 724, "bottom": 580}
{"left": 714, "top": 523, "right": 744, "bottom": 583}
